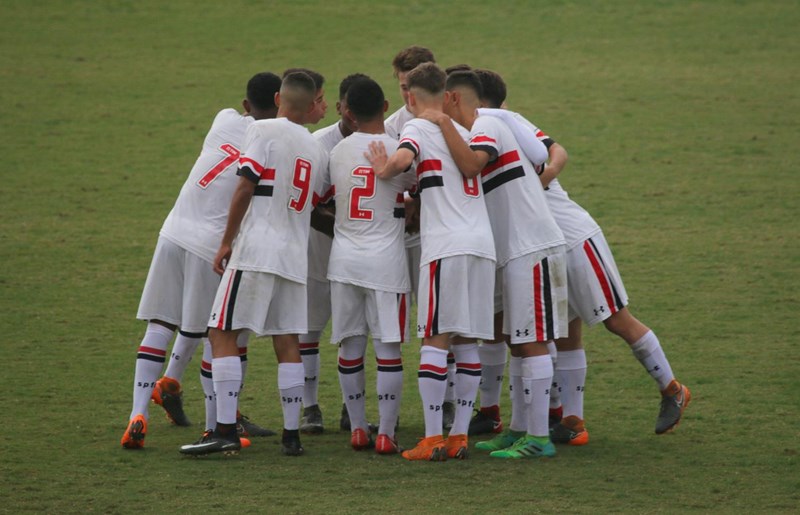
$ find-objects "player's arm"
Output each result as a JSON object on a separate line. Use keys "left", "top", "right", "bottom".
{"left": 365, "top": 141, "right": 414, "bottom": 179}
{"left": 537, "top": 142, "right": 569, "bottom": 188}
{"left": 417, "top": 110, "right": 490, "bottom": 178}
{"left": 478, "top": 108, "right": 549, "bottom": 166}
{"left": 213, "top": 176, "right": 256, "bottom": 274}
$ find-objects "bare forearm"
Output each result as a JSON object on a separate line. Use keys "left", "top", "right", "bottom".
{"left": 538, "top": 143, "right": 568, "bottom": 188}
{"left": 438, "top": 117, "right": 483, "bottom": 178}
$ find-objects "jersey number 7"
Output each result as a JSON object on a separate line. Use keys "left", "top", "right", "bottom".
{"left": 197, "top": 144, "right": 240, "bottom": 189}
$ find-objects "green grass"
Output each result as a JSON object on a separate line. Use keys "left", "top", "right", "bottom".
{"left": 1, "top": 0, "right": 798, "bottom": 513}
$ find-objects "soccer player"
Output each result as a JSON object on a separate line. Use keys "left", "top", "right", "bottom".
{"left": 179, "top": 71, "right": 329, "bottom": 457}
{"left": 325, "top": 77, "right": 415, "bottom": 454}
{"left": 367, "top": 63, "right": 496, "bottom": 461}
{"left": 120, "top": 72, "right": 282, "bottom": 450}
{"left": 418, "top": 70, "right": 567, "bottom": 459}
{"left": 477, "top": 69, "right": 691, "bottom": 441}
{"left": 299, "top": 73, "right": 367, "bottom": 435}
{"left": 383, "top": 45, "right": 458, "bottom": 431}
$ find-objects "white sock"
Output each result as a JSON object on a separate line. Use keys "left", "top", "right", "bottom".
{"left": 523, "top": 355, "right": 554, "bottom": 438}
{"left": 630, "top": 330, "right": 674, "bottom": 390}
{"left": 212, "top": 356, "right": 241, "bottom": 425}
{"left": 300, "top": 331, "right": 322, "bottom": 407}
{"left": 237, "top": 331, "right": 250, "bottom": 392}
{"left": 130, "top": 323, "right": 173, "bottom": 419}
{"left": 556, "top": 349, "right": 587, "bottom": 419}
{"left": 163, "top": 331, "right": 201, "bottom": 381}
{"left": 444, "top": 352, "right": 456, "bottom": 403}
{"left": 450, "top": 343, "right": 481, "bottom": 436}
{"left": 338, "top": 335, "right": 368, "bottom": 432}
{"left": 199, "top": 339, "right": 215, "bottom": 430}
{"left": 508, "top": 356, "right": 526, "bottom": 433}
{"left": 548, "top": 342, "right": 562, "bottom": 409}
{"left": 478, "top": 343, "right": 507, "bottom": 408}
{"left": 419, "top": 346, "right": 449, "bottom": 437}
{"left": 278, "top": 362, "right": 305, "bottom": 430}
{"left": 374, "top": 338, "right": 402, "bottom": 438}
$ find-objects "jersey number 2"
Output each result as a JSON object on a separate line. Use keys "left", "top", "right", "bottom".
{"left": 197, "top": 144, "right": 240, "bottom": 189}
{"left": 288, "top": 158, "right": 312, "bottom": 212}
{"left": 349, "top": 166, "right": 376, "bottom": 221}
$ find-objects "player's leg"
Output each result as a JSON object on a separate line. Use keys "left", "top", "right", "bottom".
{"left": 338, "top": 335, "right": 370, "bottom": 449}
{"left": 470, "top": 310, "right": 507, "bottom": 435}
{"left": 273, "top": 333, "right": 306, "bottom": 455}
{"left": 235, "top": 331, "right": 275, "bottom": 437}
{"left": 551, "top": 318, "right": 589, "bottom": 445}
{"left": 547, "top": 340, "right": 562, "bottom": 426}
{"left": 199, "top": 338, "right": 215, "bottom": 432}
{"left": 446, "top": 338, "right": 480, "bottom": 459}
{"left": 299, "top": 330, "right": 323, "bottom": 433}
{"left": 152, "top": 330, "right": 202, "bottom": 427}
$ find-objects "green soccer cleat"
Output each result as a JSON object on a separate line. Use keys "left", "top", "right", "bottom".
{"left": 474, "top": 429, "right": 526, "bottom": 452}
{"left": 489, "top": 435, "right": 556, "bottom": 459}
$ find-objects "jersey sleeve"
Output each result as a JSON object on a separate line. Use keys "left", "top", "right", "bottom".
{"left": 469, "top": 118, "right": 500, "bottom": 162}
{"left": 397, "top": 123, "right": 421, "bottom": 177}
{"left": 236, "top": 125, "right": 272, "bottom": 184}
{"left": 478, "top": 108, "right": 550, "bottom": 165}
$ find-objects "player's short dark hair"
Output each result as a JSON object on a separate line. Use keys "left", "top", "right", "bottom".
{"left": 445, "top": 70, "right": 483, "bottom": 98}
{"left": 281, "top": 71, "right": 317, "bottom": 97}
{"left": 246, "top": 72, "right": 282, "bottom": 111}
{"left": 345, "top": 77, "right": 385, "bottom": 121}
{"left": 445, "top": 64, "right": 472, "bottom": 75}
{"left": 474, "top": 68, "right": 507, "bottom": 108}
{"left": 392, "top": 46, "right": 436, "bottom": 76}
{"left": 406, "top": 62, "right": 446, "bottom": 95}
{"left": 283, "top": 68, "right": 325, "bottom": 91}
{"left": 339, "top": 73, "right": 370, "bottom": 100}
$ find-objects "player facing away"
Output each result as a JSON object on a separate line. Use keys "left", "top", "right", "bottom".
{"left": 299, "top": 73, "right": 367, "bottom": 435}
{"left": 477, "top": 70, "right": 691, "bottom": 441}
{"left": 120, "top": 72, "right": 282, "bottom": 450}
{"left": 179, "top": 72, "right": 329, "bottom": 457}
{"left": 383, "top": 45, "right": 458, "bottom": 432}
{"left": 367, "top": 63, "right": 496, "bottom": 461}
{"left": 419, "top": 70, "right": 568, "bottom": 459}
{"left": 326, "top": 77, "right": 416, "bottom": 454}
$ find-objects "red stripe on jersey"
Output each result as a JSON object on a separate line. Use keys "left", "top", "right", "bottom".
{"left": 481, "top": 150, "right": 521, "bottom": 176}
{"left": 396, "top": 193, "right": 405, "bottom": 203}
{"left": 338, "top": 357, "right": 364, "bottom": 367}
{"left": 583, "top": 240, "right": 619, "bottom": 315}
{"left": 313, "top": 185, "right": 335, "bottom": 207}
{"left": 533, "top": 262, "right": 544, "bottom": 341}
{"left": 399, "top": 137, "right": 420, "bottom": 155}
{"left": 456, "top": 362, "right": 481, "bottom": 370}
{"left": 138, "top": 346, "right": 167, "bottom": 356}
{"left": 398, "top": 293, "right": 407, "bottom": 342}
{"left": 470, "top": 135, "right": 497, "bottom": 145}
{"left": 216, "top": 271, "right": 236, "bottom": 330}
{"left": 239, "top": 156, "right": 266, "bottom": 174}
{"left": 535, "top": 130, "right": 547, "bottom": 139}
{"left": 261, "top": 168, "right": 276, "bottom": 180}
{"left": 419, "top": 363, "right": 448, "bottom": 374}
{"left": 417, "top": 159, "right": 443, "bottom": 175}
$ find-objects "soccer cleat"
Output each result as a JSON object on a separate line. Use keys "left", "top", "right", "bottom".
{"left": 549, "top": 406, "right": 563, "bottom": 430}
{"left": 656, "top": 380, "right": 692, "bottom": 434}
{"left": 468, "top": 405, "right": 503, "bottom": 435}
{"left": 237, "top": 412, "right": 276, "bottom": 437}
{"left": 350, "top": 427, "right": 375, "bottom": 451}
{"left": 442, "top": 401, "right": 455, "bottom": 431}
{"left": 550, "top": 415, "right": 589, "bottom": 446}
{"left": 375, "top": 434, "right": 401, "bottom": 455}
{"left": 445, "top": 434, "right": 469, "bottom": 460}
{"left": 401, "top": 435, "right": 447, "bottom": 461}
{"left": 121, "top": 415, "right": 147, "bottom": 449}
{"left": 281, "top": 429, "right": 304, "bottom": 456}
{"left": 339, "top": 403, "right": 351, "bottom": 431}
{"left": 474, "top": 429, "right": 525, "bottom": 452}
{"left": 179, "top": 430, "right": 241, "bottom": 456}
{"left": 300, "top": 404, "right": 324, "bottom": 435}
{"left": 490, "top": 435, "right": 556, "bottom": 459}
{"left": 151, "top": 377, "right": 191, "bottom": 427}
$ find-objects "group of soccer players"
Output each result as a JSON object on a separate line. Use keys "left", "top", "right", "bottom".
{"left": 120, "top": 46, "right": 691, "bottom": 461}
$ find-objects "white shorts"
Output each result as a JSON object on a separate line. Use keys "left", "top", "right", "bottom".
{"left": 330, "top": 281, "right": 411, "bottom": 344}
{"left": 417, "top": 255, "right": 495, "bottom": 340}
{"left": 208, "top": 268, "right": 307, "bottom": 336}
{"left": 306, "top": 277, "right": 331, "bottom": 332}
{"left": 567, "top": 233, "right": 629, "bottom": 326}
{"left": 137, "top": 237, "right": 219, "bottom": 334}
{"left": 501, "top": 247, "right": 569, "bottom": 344}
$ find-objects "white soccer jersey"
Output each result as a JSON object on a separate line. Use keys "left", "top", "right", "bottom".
{"left": 469, "top": 116, "right": 565, "bottom": 265}
{"left": 228, "top": 118, "right": 329, "bottom": 283}
{"left": 159, "top": 108, "right": 252, "bottom": 263}
{"left": 327, "top": 132, "right": 416, "bottom": 293}
{"left": 385, "top": 106, "right": 421, "bottom": 249}
{"left": 399, "top": 119, "right": 495, "bottom": 266}
{"left": 307, "top": 122, "right": 346, "bottom": 281}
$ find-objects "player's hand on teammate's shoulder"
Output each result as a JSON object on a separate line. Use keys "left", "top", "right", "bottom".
{"left": 417, "top": 109, "right": 449, "bottom": 126}
{"left": 213, "top": 244, "right": 232, "bottom": 275}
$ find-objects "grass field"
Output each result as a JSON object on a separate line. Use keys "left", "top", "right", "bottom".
{"left": 1, "top": 0, "right": 798, "bottom": 513}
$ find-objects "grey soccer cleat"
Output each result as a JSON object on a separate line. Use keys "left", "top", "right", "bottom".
{"left": 300, "top": 404, "right": 324, "bottom": 434}
{"left": 237, "top": 413, "right": 276, "bottom": 437}
{"left": 655, "top": 380, "right": 692, "bottom": 434}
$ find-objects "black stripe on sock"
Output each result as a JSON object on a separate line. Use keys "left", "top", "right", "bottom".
{"left": 338, "top": 364, "right": 365, "bottom": 375}
{"left": 418, "top": 371, "right": 448, "bottom": 381}
{"left": 137, "top": 354, "right": 166, "bottom": 363}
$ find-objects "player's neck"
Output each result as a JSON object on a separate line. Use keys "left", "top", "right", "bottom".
{"left": 355, "top": 118, "right": 385, "bottom": 135}
{"left": 337, "top": 120, "right": 354, "bottom": 138}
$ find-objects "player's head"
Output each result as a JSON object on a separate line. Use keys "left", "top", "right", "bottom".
{"left": 283, "top": 67, "right": 327, "bottom": 123}
{"left": 277, "top": 71, "right": 318, "bottom": 123}
{"left": 345, "top": 77, "right": 388, "bottom": 127}
{"left": 445, "top": 63, "right": 472, "bottom": 75}
{"left": 244, "top": 72, "right": 282, "bottom": 120}
{"left": 392, "top": 46, "right": 436, "bottom": 108}
{"left": 337, "top": 73, "right": 370, "bottom": 132}
{"left": 405, "top": 62, "right": 446, "bottom": 115}
{"left": 443, "top": 70, "right": 483, "bottom": 125}
{"left": 474, "top": 68, "right": 507, "bottom": 108}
